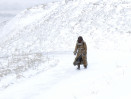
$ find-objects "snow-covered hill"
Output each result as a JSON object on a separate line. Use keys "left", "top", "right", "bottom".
{"left": 1, "top": 0, "right": 131, "bottom": 55}
{"left": 0, "top": 0, "right": 131, "bottom": 98}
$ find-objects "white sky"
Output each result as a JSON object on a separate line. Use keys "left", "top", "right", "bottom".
{"left": 0, "top": 0, "right": 61, "bottom": 11}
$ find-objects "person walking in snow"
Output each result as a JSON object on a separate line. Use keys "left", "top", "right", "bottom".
{"left": 73, "top": 36, "right": 88, "bottom": 70}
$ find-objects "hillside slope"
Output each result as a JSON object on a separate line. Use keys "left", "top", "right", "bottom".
{"left": 0, "top": 0, "right": 131, "bottom": 56}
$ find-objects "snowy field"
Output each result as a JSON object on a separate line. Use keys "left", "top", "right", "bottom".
{"left": 0, "top": 0, "right": 131, "bottom": 99}
{"left": 0, "top": 50, "right": 131, "bottom": 99}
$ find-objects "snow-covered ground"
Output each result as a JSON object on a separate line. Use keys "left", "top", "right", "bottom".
{"left": 0, "top": 0, "right": 131, "bottom": 98}
{"left": 0, "top": 50, "right": 131, "bottom": 99}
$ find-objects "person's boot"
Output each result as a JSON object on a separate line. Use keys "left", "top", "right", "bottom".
{"left": 84, "top": 65, "right": 87, "bottom": 69}
{"left": 77, "top": 64, "right": 80, "bottom": 70}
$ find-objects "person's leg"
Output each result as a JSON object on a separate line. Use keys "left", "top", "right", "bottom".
{"left": 77, "top": 64, "right": 80, "bottom": 70}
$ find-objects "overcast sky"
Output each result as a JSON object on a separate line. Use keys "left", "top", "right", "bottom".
{"left": 0, "top": 0, "right": 61, "bottom": 11}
